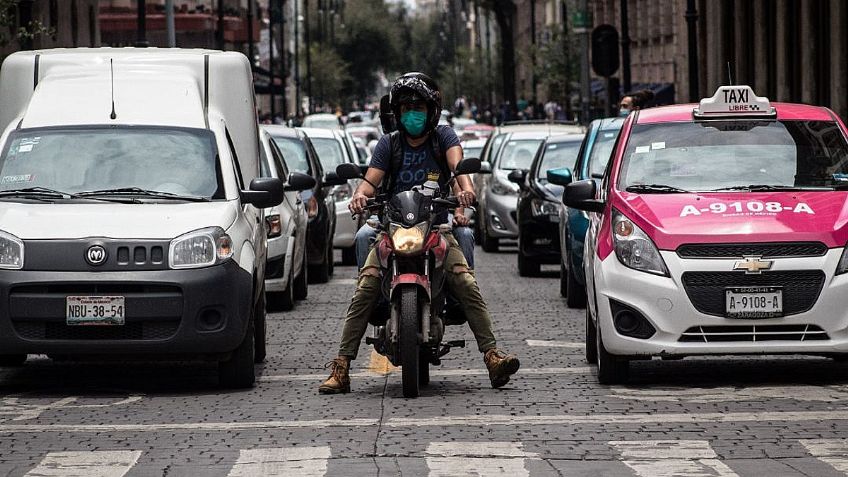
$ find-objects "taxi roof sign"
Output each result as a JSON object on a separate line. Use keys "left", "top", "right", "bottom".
{"left": 694, "top": 85, "right": 776, "bottom": 119}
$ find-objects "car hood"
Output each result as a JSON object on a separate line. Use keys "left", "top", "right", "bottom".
{"left": 617, "top": 191, "right": 848, "bottom": 249}
{"left": 0, "top": 201, "right": 239, "bottom": 240}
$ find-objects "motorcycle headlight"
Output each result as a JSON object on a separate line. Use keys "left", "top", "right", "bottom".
{"left": 490, "top": 178, "right": 516, "bottom": 196}
{"left": 836, "top": 246, "right": 848, "bottom": 275}
{"left": 389, "top": 222, "right": 428, "bottom": 256}
{"left": 612, "top": 210, "right": 668, "bottom": 276}
{"left": 332, "top": 183, "right": 352, "bottom": 202}
{"left": 0, "top": 230, "right": 23, "bottom": 269}
{"left": 170, "top": 227, "right": 234, "bottom": 269}
{"left": 531, "top": 198, "right": 560, "bottom": 217}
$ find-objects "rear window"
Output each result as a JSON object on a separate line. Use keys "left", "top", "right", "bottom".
{"left": 618, "top": 120, "right": 848, "bottom": 191}
{"left": 271, "top": 136, "right": 311, "bottom": 175}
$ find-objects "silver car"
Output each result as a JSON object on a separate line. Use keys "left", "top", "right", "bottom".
{"left": 476, "top": 123, "right": 584, "bottom": 252}
{"left": 259, "top": 127, "right": 312, "bottom": 311}
{"left": 298, "top": 127, "right": 363, "bottom": 266}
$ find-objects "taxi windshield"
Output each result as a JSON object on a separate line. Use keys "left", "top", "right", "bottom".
{"left": 618, "top": 120, "right": 848, "bottom": 191}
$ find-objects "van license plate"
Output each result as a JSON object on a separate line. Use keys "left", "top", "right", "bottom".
{"left": 725, "top": 287, "right": 782, "bottom": 318}
{"left": 66, "top": 296, "right": 125, "bottom": 325}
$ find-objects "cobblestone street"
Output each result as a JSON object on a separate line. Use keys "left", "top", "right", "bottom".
{"left": 1, "top": 246, "right": 848, "bottom": 476}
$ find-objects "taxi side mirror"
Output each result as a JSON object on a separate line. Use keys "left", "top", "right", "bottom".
{"left": 564, "top": 179, "right": 605, "bottom": 213}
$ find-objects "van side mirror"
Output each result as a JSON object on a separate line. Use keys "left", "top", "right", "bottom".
{"left": 564, "top": 179, "right": 605, "bottom": 213}
{"left": 285, "top": 171, "right": 316, "bottom": 191}
{"left": 323, "top": 171, "right": 347, "bottom": 186}
{"left": 336, "top": 162, "right": 363, "bottom": 180}
{"left": 478, "top": 161, "right": 492, "bottom": 174}
{"left": 454, "top": 157, "right": 481, "bottom": 175}
{"left": 547, "top": 167, "right": 573, "bottom": 186}
{"left": 507, "top": 169, "right": 528, "bottom": 188}
{"left": 242, "top": 177, "right": 285, "bottom": 208}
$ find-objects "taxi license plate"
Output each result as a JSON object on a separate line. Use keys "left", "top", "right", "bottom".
{"left": 725, "top": 287, "right": 782, "bottom": 318}
{"left": 66, "top": 296, "right": 125, "bottom": 326}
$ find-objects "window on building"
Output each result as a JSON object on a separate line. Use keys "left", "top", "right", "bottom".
{"left": 71, "top": 0, "right": 79, "bottom": 47}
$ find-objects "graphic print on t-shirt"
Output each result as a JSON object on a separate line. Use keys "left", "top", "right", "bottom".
{"left": 394, "top": 148, "right": 441, "bottom": 193}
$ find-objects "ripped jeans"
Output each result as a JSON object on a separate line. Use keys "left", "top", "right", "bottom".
{"left": 337, "top": 232, "right": 497, "bottom": 359}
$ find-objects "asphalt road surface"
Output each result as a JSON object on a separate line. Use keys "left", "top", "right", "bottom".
{"left": 2, "top": 245, "right": 848, "bottom": 476}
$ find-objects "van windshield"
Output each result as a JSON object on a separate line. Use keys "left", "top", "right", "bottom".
{"left": 0, "top": 127, "right": 223, "bottom": 198}
{"left": 618, "top": 121, "right": 848, "bottom": 191}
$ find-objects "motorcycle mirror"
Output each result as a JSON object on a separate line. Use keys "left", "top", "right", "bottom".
{"left": 336, "top": 162, "right": 363, "bottom": 180}
{"left": 454, "top": 157, "right": 481, "bottom": 176}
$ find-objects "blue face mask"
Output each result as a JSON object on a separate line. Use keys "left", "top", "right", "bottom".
{"left": 401, "top": 110, "right": 427, "bottom": 136}
{"left": 619, "top": 108, "right": 631, "bottom": 117}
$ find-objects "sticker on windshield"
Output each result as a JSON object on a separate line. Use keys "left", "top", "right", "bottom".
{"left": 635, "top": 146, "right": 650, "bottom": 154}
{"left": 680, "top": 201, "right": 815, "bottom": 217}
{"left": 651, "top": 142, "right": 666, "bottom": 150}
{"left": 1, "top": 174, "right": 33, "bottom": 184}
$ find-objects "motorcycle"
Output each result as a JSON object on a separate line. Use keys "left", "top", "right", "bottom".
{"left": 335, "top": 158, "right": 481, "bottom": 398}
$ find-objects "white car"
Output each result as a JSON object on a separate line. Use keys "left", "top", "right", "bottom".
{"left": 259, "top": 127, "right": 314, "bottom": 311}
{"left": 298, "top": 127, "right": 362, "bottom": 265}
{"left": 0, "top": 48, "right": 286, "bottom": 388}
{"left": 302, "top": 113, "right": 341, "bottom": 130}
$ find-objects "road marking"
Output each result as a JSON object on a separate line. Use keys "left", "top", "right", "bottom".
{"left": 0, "top": 396, "right": 143, "bottom": 422}
{"left": 611, "top": 440, "right": 737, "bottom": 477}
{"left": 24, "top": 450, "right": 142, "bottom": 477}
{"left": 425, "top": 442, "right": 536, "bottom": 477}
{"left": 367, "top": 349, "right": 396, "bottom": 376}
{"left": 9, "top": 410, "right": 848, "bottom": 433}
{"left": 227, "top": 447, "right": 331, "bottom": 477}
{"left": 258, "top": 366, "right": 591, "bottom": 382}
{"left": 800, "top": 439, "right": 848, "bottom": 473}
{"left": 610, "top": 385, "right": 848, "bottom": 403}
{"left": 525, "top": 339, "right": 584, "bottom": 349}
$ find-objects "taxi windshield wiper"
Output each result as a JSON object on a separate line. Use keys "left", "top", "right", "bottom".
{"left": 0, "top": 186, "right": 74, "bottom": 198}
{"left": 76, "top": 187, "right": 211, "bottom": 202}
{"left": 710, "top": 184, "right": 802, "bottom": 192}
{"left": 625, "top": 184, "right": 690, "bottom": 194}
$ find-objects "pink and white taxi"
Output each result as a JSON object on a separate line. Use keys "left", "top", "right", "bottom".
{"left": 565, "top": 85, "right": 848, "bottom": 383}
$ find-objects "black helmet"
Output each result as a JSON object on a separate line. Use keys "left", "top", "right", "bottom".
{"left": 389, "top": 72, "right": 442, "bottom": 137}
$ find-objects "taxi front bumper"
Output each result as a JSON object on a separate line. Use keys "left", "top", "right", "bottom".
{"left": 593, "top": 249, "right": 848, "bottom": 356}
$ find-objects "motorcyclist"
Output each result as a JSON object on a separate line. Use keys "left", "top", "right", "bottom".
{"left": 319, "top": 72, "right": 520, "bottom": 394}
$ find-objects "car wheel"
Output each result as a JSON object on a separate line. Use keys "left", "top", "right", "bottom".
{"left": 481, "top": 224, "right": 499, "bottom": 252}
{"left": 517, "top": 250, "right": 540, "bottom": 277}
{"left": 560, "top": 262, "right": 568, "bottom": 297}
{"left": 308, "top": 249, "right": 330, "bottom": 284}
{"left": 341, "top": 245, "right": 356, "bottom": 266}
{"left": 566, "top": 251, "right": 587, "bottom": 308}
{"left": 327, "top": 244, "right": 335, "bottom": 277}
{"left": 585, "top": 306, "right": 597, "bottom": 364}
{"left": 254, "top": 286, "right": 267, "bottom": 363}
{"left": 268, "top": 266, "right": 295, "bottom": 311}
{"left": 0, "top": 354, "right": 27, "bottom": 367}
{"left": 218, "top": 304, "right": 256, "bottom": 388}
{"left": 595, "top": 323, "right": 629, "bottom": 384}
{"left": 294, "top": 251, "right": 309, "bottom": 300}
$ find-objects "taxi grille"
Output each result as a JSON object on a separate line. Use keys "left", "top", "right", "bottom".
{"left": 681, "top": 271, "right": 825, "bottom": 317}
{"left": 679, "top": 324, "right": 829, "bottom": 342}
{"left": 676, "top": 242, "right": 828, "bottom": 258}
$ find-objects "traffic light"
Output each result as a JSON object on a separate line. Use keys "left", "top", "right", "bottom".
{"left": 591, "top": 24, "right": 620, "bottom": 78}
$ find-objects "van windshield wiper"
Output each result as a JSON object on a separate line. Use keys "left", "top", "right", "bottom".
{"left": 710, "top": 184, "right": 803, "bottom": 192}
{"left": 625, "top": 184, "right": 690, "bottom": 194}
{"left": 0, "top": 187, "right": 74, "bottom": 198}
{"left": 76, "top": 187, "right": 211, "bottom": 202}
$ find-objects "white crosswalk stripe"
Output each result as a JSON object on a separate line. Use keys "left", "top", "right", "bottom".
{"left": 227, "top": 446, "right": 331, "bottom": 477}
{"left": 610, "top": 440, "right": 738, "bottom": 477}
{"left": 425, "top": 441, "right": 536, "bottom": 476}
{"left": 800, "top": 439, "right": 848, "bottom": 474}
{"left": 23, "top": 450, "right": 142, "bottom": 477}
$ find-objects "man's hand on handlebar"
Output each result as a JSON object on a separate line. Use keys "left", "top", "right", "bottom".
{"left": 456, "top": 190, "right": 476, "bottom": 208}
{"left": 349, "top": 192, "right": 370, "bottom": 215}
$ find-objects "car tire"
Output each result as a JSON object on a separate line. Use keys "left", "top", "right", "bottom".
{"left": 254, "top": 286, "right": 267, "bottom": 363}
{"left": 517, "top": 250, "right": 540, "bottom": 277}
{"left": 327, "top": 244, "right": 335, "bottom": 277}
{"left": 595, "top": 324, "right": 629, "bottom": 385}
{"left": 560, "top": 263, "right": 568, "bottom": 298}
{"left": 219, "top": 306, "right": 256, "bottom": 388}
{"left": 308, "top": 249, "right": 330, "bottom": 284}
{"left": 268, "top": 267, "right": 295, "bottom": 311}
{"left": 566, "top": 252, "right": 587, "bottom": 308}
{"left": 0, "top": 354, "right": 27, "bottom": 367}
{"left": 585, "top": 306, "right": 598, "bottom": 364}
{"left": 341, "top": 246, "right": 356, "bottom": 266}
{"left": 481, "top": 225, "right": 499, "bottom": 252}
{"left": 294, "top": 251, "right": 308, "bottom": 300}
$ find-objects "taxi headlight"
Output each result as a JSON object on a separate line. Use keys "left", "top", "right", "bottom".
{"left": 0, "top": 230, "right": 23, "bottom": 269}
{"left": 836, "top": 247, "right": 848, "bottom": 275}
{"left": 389, "top": 222, "right": 428, "bottom": 255}
{"left": 170, "top": 227, "right": 233, "bottom": 269}
{"left": 612, "top": 210, "right": 668, "bottom": 276}
{"left": 531, "top": 198, "right": 559, "bottom": 217}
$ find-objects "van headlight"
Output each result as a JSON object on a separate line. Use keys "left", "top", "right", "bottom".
{"left": 612, "top": 210, "right": 668, "bottom": 276}
{"left": 170, "top": 227, "right": 233, "bottom": 269}
{"left": 389, "top": 222, "right": 428, "bottom": 256}
{"left": 0, "top": 230, "right": 23, "bottom": 269}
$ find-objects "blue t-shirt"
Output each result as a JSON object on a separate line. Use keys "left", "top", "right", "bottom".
{"left": 369, "top": 126, "right": 460, "bottom": 195}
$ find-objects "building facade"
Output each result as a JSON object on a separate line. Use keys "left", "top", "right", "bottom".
{"left": 0, "top": 0, "right": 100, "bottom": 57}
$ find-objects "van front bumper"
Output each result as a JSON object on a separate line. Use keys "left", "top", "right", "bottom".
{"left": 593, "top": 250, "right": 848, "bottom": 357}
{"left": 0, "top": 261, "right": 253, "bottom": 357}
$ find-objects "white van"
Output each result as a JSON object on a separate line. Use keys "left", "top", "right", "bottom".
{"left": 0, "top": 48, "right": 286, "bottom": 388}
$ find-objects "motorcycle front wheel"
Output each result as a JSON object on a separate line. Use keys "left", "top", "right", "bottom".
{"left": 398, "top": 285, "right": 421, "bottom": 398}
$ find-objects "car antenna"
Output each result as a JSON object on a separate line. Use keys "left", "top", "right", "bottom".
{"left": 109, "top": 59, "right": 117, "bottom": 120}
{"left": 726, "top": 61, "right": 733, "bottom": 86}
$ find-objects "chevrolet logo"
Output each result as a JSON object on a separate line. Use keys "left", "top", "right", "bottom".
{"left": 733, "top": 256, "right": 773, "bottom": 274}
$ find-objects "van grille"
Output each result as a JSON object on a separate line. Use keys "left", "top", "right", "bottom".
{"left": 679, "top": 324, "right": 828, "bottom": 342}
{"left": 13, "top": 321, "right": 180, "bottom": 341}
{"left": 681, "top": 271, "right": 825, "bottom": 317}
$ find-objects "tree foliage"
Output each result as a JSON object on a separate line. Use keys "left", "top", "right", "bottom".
{"left": 0, "top": 0, "right": 53, "bottom": 51}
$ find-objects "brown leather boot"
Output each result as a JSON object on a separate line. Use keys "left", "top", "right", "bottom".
{"left": 318, "top": 357, "right": 351, "bottom": 394}
{"left": 484, "top": 349, "right": 520, "bottom": 389}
